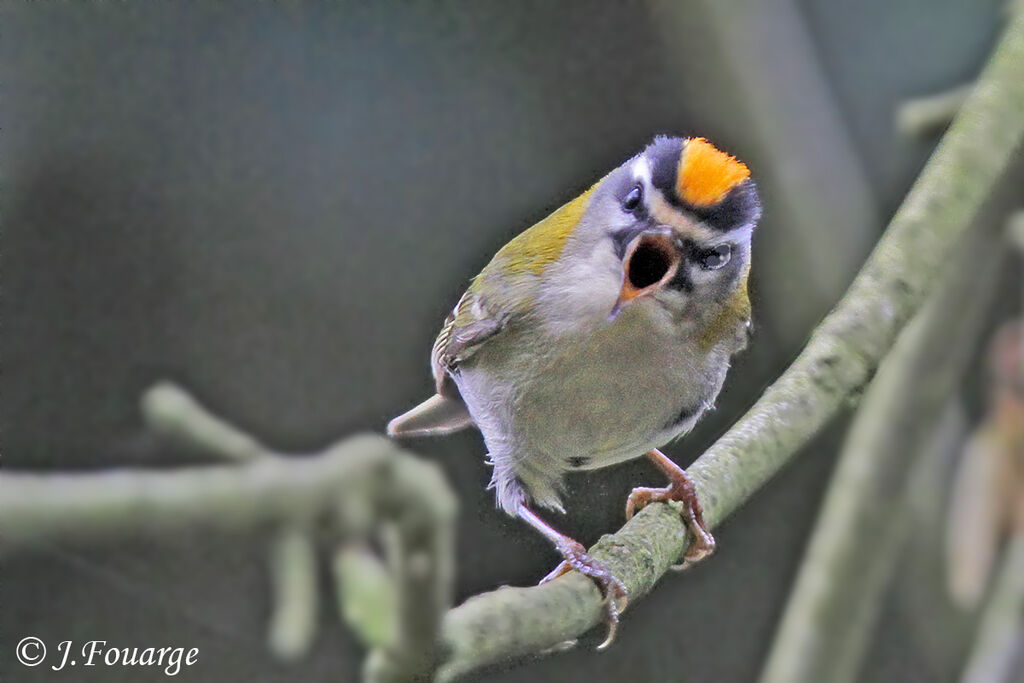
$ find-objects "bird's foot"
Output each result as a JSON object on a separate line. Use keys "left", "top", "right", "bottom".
{"left": 540, "top": 538, "right": 628, "bottom": 650}
{"left": 626, "top": 466, "right": 715, "bottom": 570}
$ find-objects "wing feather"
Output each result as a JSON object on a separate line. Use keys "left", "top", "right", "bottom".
{"left": 431, "top": 288, "right": 506, "bottom": 398}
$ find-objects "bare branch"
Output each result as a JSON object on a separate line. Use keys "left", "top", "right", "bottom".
{"left": 267, "top": 526, "right": 320, "bottom": 660}
{"left": 897, "top": 84, "right": 973, "bottom": 137}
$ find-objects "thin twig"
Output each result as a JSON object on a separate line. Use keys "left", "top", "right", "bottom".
{"left": 333, "top": 545, "right": 396, "bottom": 649}
{"left": 267, "top": 525, "right": 320, "bottom": 660}
{"left": 897, "top": 84, "right": 973, "bottom": 138}
{"left": 141, "top": 381, "right": 263, "bottom": 462}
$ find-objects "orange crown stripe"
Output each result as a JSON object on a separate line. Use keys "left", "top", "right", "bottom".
{"left": 676, "top": 137, "right": 750, "bottom": 208}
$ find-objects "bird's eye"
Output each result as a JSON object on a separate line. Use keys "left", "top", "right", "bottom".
{"left": 623, "top": 184, "right": 643, "bottom": 211}
{"left": 697, "top": 244, "right": 732, "bottom": 270}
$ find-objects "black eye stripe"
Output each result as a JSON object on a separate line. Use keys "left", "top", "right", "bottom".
{"left": 667, "top": 267, "right": 694, "bottom": 293}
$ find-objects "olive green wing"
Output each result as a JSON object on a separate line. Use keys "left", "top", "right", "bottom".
{"left": 430, "top": 287, "right": 506, "bottom": 399}
{"left": 426, "top": 181, "right": 601, "bottom": 396}
{"left": 390, "top": 183, "right": 598, "bottom": 438}
{"left": 387, "top": 286, "right": 508, "bottom": 438}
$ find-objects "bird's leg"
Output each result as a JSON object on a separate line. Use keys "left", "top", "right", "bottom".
{"left": 626, "top": 448, "right": 716, "bottom": 570}
{"left": 518, "top": 505, "right": 628, "bottom": 649}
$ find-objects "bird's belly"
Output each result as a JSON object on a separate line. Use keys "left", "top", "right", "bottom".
{"left": 505, "top": 314, "right": 721, "bottom": 470}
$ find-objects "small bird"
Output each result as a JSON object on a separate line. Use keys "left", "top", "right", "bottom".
{"left": 388, "top": 136, "right": 760, "bottom": 646}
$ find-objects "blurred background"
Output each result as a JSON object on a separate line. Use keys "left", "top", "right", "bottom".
{"left": 2, "top": 1, "right": 1020, "bottom": 681}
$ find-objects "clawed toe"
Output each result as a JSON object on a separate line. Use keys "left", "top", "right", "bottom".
{"left": 517, "top": 505, "right": 629, "bottom": 648}
{"left": 627, "top": 451, "right": 717, "bottom": 570}
{"left": 671, "top": 523, "right": 716, "bottom": 570}
{"left": 547, "top": 538, "right": 628, "bottom": 650}
{"left": 625, "top": 486, "right": 659, "bottom": 519}
{"left": 540, "top": 559, "right": 572, "bottom": 584}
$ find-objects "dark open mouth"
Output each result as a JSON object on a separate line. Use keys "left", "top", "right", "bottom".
{"left": 610, "top": 232, "right": 683, "bottom": 320}
{"left": 625, "top": 233, "right": 678, "bottom": 291}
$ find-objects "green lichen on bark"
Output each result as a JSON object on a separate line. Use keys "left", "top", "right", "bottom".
{"left": 438, "top": 502, "right": 687, "bottom": 681}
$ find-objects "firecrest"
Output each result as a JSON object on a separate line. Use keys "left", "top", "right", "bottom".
{"left": 388, "top": 136, "right": 761, "bottom": 647}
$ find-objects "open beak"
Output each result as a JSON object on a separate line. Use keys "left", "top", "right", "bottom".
{"left": 609, "top": 231, "right": 681, "bottom": 320}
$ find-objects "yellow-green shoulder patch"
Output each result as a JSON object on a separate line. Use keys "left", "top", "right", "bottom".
{"left": 495, "top": 182, "right": 598, "bottom": 275}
